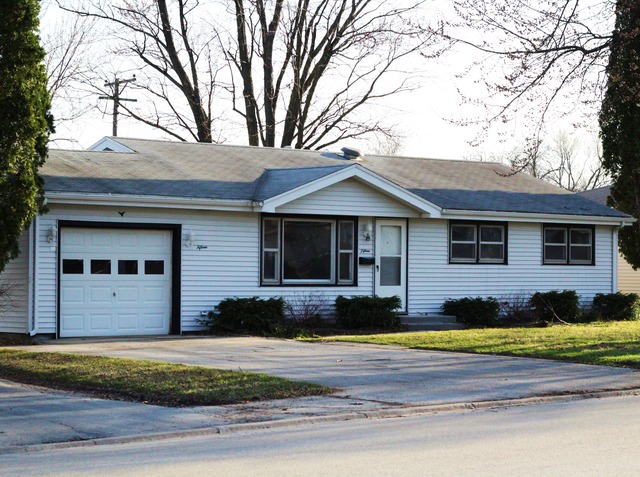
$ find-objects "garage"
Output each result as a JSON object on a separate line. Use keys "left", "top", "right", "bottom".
{"left": 59, "top": 227, "right": 173, "bottom": 338}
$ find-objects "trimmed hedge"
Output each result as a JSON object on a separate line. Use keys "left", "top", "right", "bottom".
{"left": 530, "top": 290, "right": 579, "bottom": 324}
{"left": 592, "top": 292, "right": 640, "bottom": 322}
{"left": 442, "top": 296, "right": 499, "bottom": 327}
{"left": 204, "top": 296, "right": 286, "bottom": 335}
{"left": 335, "top": 295, "right": 401, "bottom": 330}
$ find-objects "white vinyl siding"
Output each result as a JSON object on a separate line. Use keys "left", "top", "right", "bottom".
{"left": 618, "top": 254, "right": 640, "bottom": 294}
{"left": 276, "top": 179, "right": 420, "bottom": 217}
{"left": 29, "top": 202, "right": 618, "bottom": 335}
{"left": 0, "top": 230, "right": 30, "bottom": 333}
{"left": 409, "top": 220, "right": 614, "bottom": 313}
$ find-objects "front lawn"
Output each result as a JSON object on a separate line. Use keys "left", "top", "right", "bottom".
{"left": 314, "top": 321, "right": 640, "bottom": 368}
{"left": 0, "top": 349, "right": 333, "bottom": 406}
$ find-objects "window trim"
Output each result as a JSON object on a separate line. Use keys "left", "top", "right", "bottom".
{"left": 449, "top": 221, "right": 508, "bottom": 265}
{"left": 260, "top": 215, "right": 358, "bottom": 286}
{"left": 542, "top": 224, "right": 595, "bottom": 266}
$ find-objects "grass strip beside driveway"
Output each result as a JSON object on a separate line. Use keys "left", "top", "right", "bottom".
{"left": 0, "top": 349, "right": 333, "bottom": 407}
{"left": 316, "top": 321, "right": 640, "bottom": 368}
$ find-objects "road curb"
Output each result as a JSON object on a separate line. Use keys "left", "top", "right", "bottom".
{"left": 3, "top": 387, "right": 640, "bottom": 455}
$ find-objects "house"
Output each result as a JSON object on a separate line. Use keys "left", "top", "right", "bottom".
{"left": 0, "top": 137, "right": 633, "bottom": 338}
{"left": 578, "top": 186, "right": 640, "bottom": 294}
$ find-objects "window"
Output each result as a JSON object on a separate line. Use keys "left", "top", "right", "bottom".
{"left": 338, "top": 221, "right": 355, "bottom": 284}
{"left": 118, "top": 260, "right": 138, "bottom": 275}
{"left": 145, "top": 260, "right": 165, "bottom": 275}
{"left": 62, "top": 259, "right": 83, "bottom": 274}
{"left": 90, "top": 259, "right": 111, "bottom": 274}
{"left": 261, "top": 216, "right": 356, "bottom": 285}
{"left": 543, "top": 225, "right": 594, "bottom": 265}
{"left": 450, "top": 222, "right": 507, "bottom": 264}
{"left": 262, "top": 218, "right": 280, "bottom": 283}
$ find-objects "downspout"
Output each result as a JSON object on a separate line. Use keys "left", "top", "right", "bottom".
{"left": 27, "top": 216, "right": 37, "bottom": 336}
{"left": 612, "top": 226, "right": 619, "bottom": 293}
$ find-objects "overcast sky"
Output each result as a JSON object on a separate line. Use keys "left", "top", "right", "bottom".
{"left": 44, "top": 1, "right": 602, "bottom": 162}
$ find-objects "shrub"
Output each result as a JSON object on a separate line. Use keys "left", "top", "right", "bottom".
{"left": 204, "top": 296, "right": 286, "bottom": 335}
{"left": 498, "top": 291, "right": 537, "bottom": 326}
{"left": 529, "top": 290, "right": 580, "bottom": 324}
{"left": 284, "top": 291, "right": 327, "bottom": 327}
{"left": 442, "top": 296, "right": 499, "bottom": 327}
{"left": 334, "top": 295, "right": 401, "bottom": 330}
{"left": 592, "top": 292, "right": 640, "bottom": 322}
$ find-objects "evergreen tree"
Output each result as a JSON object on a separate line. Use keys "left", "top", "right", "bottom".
{"left": 600, "top": 0, "right": 640, "bottom": 269}
{"left": 0, "top": 0, "right": 53, "bottom": 272}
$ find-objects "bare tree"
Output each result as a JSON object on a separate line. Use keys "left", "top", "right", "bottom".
{"left": 546, "top": 131, "right": 606, "bottom": 191}
{"left": 60, "top": 0, "right": 221, "bottom": 142}
{"left": 477, "top": 131, "right": 607, "bottom": 191}
{"left": 227, "top": 0, "right": 440, "bottom": 149}
{"left": 440, "top": 0, "right": 613, "bottom": 142}
{"left": 41, "top": 0, "right": 98, "bottom": 137}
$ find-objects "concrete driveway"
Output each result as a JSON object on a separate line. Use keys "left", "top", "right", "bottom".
{"left": 5, "top": 336, "right": 640, "bottom": 451}
{"left": 21, "top": 336, "right": 640, "bottom": 405}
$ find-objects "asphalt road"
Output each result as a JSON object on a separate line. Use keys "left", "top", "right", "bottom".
{"left": 4, "top": 394, "right": 640, "bottom": 476}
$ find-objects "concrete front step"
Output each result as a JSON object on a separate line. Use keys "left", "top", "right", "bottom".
{"left": 400, "top": 314, "right": 464, "bottom": 331}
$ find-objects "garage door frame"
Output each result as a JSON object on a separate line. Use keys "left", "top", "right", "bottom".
{"left": 56, "top": 221, "right": 182, "bottom": 338}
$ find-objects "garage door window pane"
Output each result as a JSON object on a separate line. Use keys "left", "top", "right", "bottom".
{"left": 62, "top": 259, "right": 83, "bottom": 274}
{"left": 118, "top": 260, "right": 138, "bottom": 275}
{"left": 91, "top": 259, "right": 111, "bottom": 274}
{"left": 145, "top": 260, "right": 165, "bottom": 275}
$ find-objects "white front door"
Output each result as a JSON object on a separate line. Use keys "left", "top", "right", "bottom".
{"left": 374, "top": 219, "right": 407, "bottom": 311}
{"left": 59, "top": 228, "right": 173, "bottom": 338}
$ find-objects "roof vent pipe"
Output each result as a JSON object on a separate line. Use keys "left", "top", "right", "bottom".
{"left": 341, "top": 146, "right": 364, "bottom": 161}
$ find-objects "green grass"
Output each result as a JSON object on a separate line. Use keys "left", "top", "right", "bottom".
{"left": 313, "top": 321, "right": 640, "bottom": 368}
{"left": 0, "top": 349, "right": 333, "bottom": 406}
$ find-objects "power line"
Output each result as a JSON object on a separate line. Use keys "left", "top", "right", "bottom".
{"left": 99, "top": 76, "right": 137, "bottom": 136}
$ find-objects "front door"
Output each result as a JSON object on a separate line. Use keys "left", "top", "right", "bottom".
{"left": 374, "top": 219, "right": 407, "bottom": 311}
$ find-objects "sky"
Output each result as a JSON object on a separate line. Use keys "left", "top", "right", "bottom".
{"left": 44, "top": 1, "right": 604, "bottom": 164}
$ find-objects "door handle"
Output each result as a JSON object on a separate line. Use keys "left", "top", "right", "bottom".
{"left": 376, "top": 264, "right": 379, "bottom": 272}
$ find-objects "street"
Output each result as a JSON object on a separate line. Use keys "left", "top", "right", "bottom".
{"left": 3, "top": 393, "right": 640, "bottom": 476}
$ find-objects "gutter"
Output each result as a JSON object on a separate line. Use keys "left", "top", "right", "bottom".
{"left": 46, "top": 192, "right": 257, "bottom": 212}
{"left": 441, "top": 208, "right": 635, "bottom": 227}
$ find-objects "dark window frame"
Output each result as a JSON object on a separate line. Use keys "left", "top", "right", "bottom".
{"left": 260, "top": 214, "right": 358, "bottom": 286}
{"left": 449, "top": 221, "right": 508, "bottom": 265}
{"left": 542, "top": 224, "right": 595, "bottom": 266}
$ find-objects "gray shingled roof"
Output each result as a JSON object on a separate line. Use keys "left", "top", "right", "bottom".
{"left": 41, "top": 137, "right": 629, "bottom": 218}
{"left": 577, "top": 186, "right": 611, "bottom": 207}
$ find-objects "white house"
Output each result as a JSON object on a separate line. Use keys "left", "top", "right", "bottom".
{"left": 0, "top": 137, "right": 633, "bottom": 338}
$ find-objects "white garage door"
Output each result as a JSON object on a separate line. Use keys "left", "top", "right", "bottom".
{"left": 60, "top": 228, "right": 172, "bottom": 338}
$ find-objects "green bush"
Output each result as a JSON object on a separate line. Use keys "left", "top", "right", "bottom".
{"left": 204, "top": 296, "right": 286, "bottom": 335}
{"left": 442, "top": 296, "right": 499, "bottom": 327}
{"left": 334, "top": 295, "right": 401, "bottom": 330}
{"left": 529, "top": 290, "right": 580, "bottom": 324}
{"left": 592, "top": 292, "right": 640, "bottom": 321}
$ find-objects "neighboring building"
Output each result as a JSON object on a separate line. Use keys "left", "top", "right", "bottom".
{"left": 578, "top": 186, "right": 640, "bottom": 294}
{"left": 0, "top": 137, "right": 633, "bottom": 338}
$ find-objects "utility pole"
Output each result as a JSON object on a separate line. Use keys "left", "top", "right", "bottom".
{"left": 99, "top": 76, "right": 137, "bottom": 136}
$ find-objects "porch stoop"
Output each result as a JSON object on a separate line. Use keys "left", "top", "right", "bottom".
{"left": 400, "top": 313, "right": 465, "bottom": 331}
